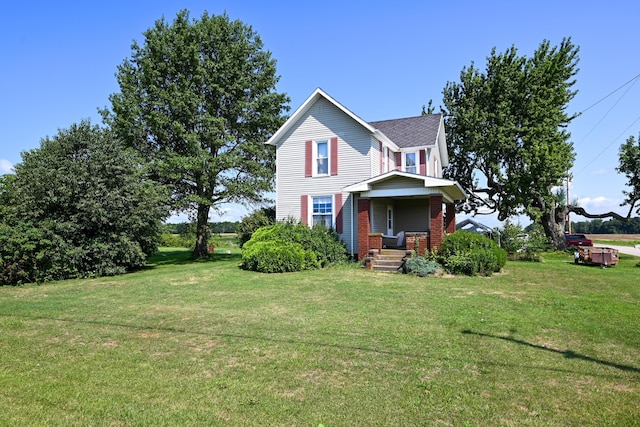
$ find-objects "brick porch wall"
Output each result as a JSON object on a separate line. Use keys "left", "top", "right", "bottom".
{"left": 445, "top": 202, "right": 456, "bottom": 234}
{"left": 368, "top": 233, "right": 382, "bottom": 253}
{"left": 430, "top": 195, "right": 443, "bottom": 250}
{"left": 357, "top": 199, "right": 371, "bottom": 261}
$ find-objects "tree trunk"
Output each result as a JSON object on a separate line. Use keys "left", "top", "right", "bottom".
{"left": 540, "top": 207, "right": 567, "bottom": 250}
{"left": 193, "top": 203, "right": 211, "bottom": 259}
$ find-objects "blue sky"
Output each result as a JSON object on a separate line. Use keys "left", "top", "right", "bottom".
{"left": 2, "top": 0, "right": 639, "bottom": 226}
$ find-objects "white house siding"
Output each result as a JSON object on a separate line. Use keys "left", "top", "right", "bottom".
{"left": 371, "top": 177, "right": 426, "bottom": 192}
{"left": 275, "top": 97, "right": 373, "bottom": 254}
{"left": 395, "top": 198, "right": 430, "bottom": 232}
{"left": 371, "top": 198, "right": 391, "bottom": 234}
{"left": 370, "top": 137, "right": 381, "bottom": 176}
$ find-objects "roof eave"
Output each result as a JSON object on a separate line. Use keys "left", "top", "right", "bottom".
{"left": 266, "top": 88, "right": 377, "bottom": 146}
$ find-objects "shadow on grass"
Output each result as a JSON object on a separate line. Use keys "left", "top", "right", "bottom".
{"left": 5, "top": 313, "right": 423, "bottom": 359}
{"left": 145, "top": 249, "right": 242, "bottom": 267}
{"left": 462, "top": 329, "right": 640, "bottom": 374}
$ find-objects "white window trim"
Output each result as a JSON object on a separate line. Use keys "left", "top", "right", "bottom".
{"left": 312, "top": 139, "right": 330, "bottom": 177}
{"left": 382, "top": 146, "right": 388, "bottom": 173}
{"left": 310, "top": 194, "right": 335, "bottom": 227}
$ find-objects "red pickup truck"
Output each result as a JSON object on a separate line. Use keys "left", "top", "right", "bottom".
{"left": 565, "top": 233, "right": 593, "bottom": 248}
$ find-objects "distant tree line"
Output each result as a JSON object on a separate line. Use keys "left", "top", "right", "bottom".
{"left": 571, "top": 217, "right": 640, "bottom": 234}
{"left": 160, "top": 221, "right": 240, "bottom": 235}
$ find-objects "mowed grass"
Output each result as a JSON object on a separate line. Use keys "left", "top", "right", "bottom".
{"left": 1, "top": 248, "right": 639, "bottom": 426}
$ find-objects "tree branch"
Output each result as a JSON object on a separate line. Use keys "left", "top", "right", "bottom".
{"left": 568, "top": 205, "right": 632, "bottom": 221}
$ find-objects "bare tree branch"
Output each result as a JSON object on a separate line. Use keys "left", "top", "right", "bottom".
{"left": 568, "top": 205, "right": 632, "bottom": 221}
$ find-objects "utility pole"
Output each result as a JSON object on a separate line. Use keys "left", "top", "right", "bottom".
{"left": 566, "top": 173, "right": 572, "bottom": 234}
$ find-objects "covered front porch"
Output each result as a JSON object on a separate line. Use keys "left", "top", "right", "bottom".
{"left": 343, "top": 171, "right": 466, "bottom": 260}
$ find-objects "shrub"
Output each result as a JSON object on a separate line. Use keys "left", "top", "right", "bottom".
{"left": 308, "top": 225, "right": 348, "bottom": 266}
{"left": 160, "top": 233, "right": 194, "bottom": 248}
{"left": 0, "top": 222, "right": 77, "bottom": 285}
{"left": 500, "top": 221, "right": 528, "bottom": 257}
{"left": 500, "top": 222, "right": 550, "bottom": 261}
{"left": 241, "top": 221, "right": 347, "bottom": 272}
{"left": 442, "top": 253, "right": 477, "bottom": 276}
{"left": 241, "top": 240, "right": 318, "bottom": 273}
{"left": 438, "top": 230, "right": 507, "bottom": 276}
{"left": 238, "top": 207, "right": 275, "bottom": 248}
{"left": 403, "top": 256, "right": 441, "bottom": 277}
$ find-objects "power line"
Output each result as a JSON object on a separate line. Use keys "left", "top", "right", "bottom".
{"left": 575, "top": 76, "right": 639, "bottom": 147}
{"left": 571, "top": 72, "right": 640, "bottom": 177}
{"left": 579, "top": 72, "right": 640, "bottom": 114}
{"left": 574, "top": 114, "right": 640, "bottom": 178}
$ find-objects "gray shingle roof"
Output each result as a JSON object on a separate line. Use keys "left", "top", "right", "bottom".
{"left": 369, "top": 114, "right": 441, "bottom": 148}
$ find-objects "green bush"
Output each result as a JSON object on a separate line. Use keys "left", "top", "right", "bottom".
{"left": 438, "top": 230, "right": 507, "bottom": 276}
{"left": 500, "top": 222, "right": 549, "bottom": 261}
{"left": 238, "top": 207, "right": 275, "bottom": 248}
{"left": 241, "top": 240, "right": 318, "bottom": 273}
{"left": 403, "top": 256, "right": 441, "bottom": 277}
{"left": 160, "top": 233, "right": 194, "bottom": 248}
{"left": 241, "top": 221, "right": 347, "bottom": 272}
{"left": 442, "top": 253, "right": 477, "bottom": 276}
{"left": 308, "top": 225, "right": 349, "bottom": 266}
{"left": 0, "top": 222, "right": 77, "bottom": 285}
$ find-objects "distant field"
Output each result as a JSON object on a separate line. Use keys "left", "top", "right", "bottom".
{"left": 587, "top": 234, "right": 640, "bottom": 241}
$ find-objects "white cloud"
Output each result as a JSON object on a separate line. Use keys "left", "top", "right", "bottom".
{"left": 0, "top": 159, "right": 14, "bottom": 174}
{"left": 576, "top": 196, "right": 626, "bottom": 216}
{"left": 165, "top": 212, "right": 190, "bottom": 224}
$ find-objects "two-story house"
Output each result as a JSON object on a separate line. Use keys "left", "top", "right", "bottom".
{"left": 266, "top": 88, "right": 466, "bottom": 260}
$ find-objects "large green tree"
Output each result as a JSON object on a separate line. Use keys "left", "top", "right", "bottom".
{"left": 104, "top": 10, "right": 289, "bottom": 258}
{"left": 1, "top": 121, "right": 168, "bottom": 283}
{"left": 442, "top": 38, "right": 579, "bottom": 248}
{"left": 616, "top": 134, "right": 640, "bottom": 216}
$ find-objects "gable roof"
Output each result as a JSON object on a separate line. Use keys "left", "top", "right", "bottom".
{"left": 369, "top": 115, "right": 442, "bottom": 149}
{"left": 343, "top": 170, "right": 467, "bottom": 201}
{"left": 266, "top": 87, "right": 385, "bottom": 146}
{"left": 266, "top": 88, "right": 442, "bottom": 151}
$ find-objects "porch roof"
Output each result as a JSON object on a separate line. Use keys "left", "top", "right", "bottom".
{"left": 343, "top": 171, "right": 467, "bottom": 203}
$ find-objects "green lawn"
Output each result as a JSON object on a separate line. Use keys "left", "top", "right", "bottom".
{"left": 1, "top": 249, "right": 639, "bottom": 426}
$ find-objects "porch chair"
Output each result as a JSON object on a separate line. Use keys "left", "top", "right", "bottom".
{"left": 382, "top": 231, "right": 406, "bottom": 249}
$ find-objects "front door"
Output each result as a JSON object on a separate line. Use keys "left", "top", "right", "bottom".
{"left": 386, "top": 205, "right": 394, "bottom": 236}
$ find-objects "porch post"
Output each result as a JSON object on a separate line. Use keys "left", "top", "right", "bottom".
{"left": 357, "top": 198, "right": 371, "bottom": 260}
{"left": 430, "top": 195, "right": 443, "bottom": 250}
{"left": 445, "top": 202, "right": 456, "bottom": 234}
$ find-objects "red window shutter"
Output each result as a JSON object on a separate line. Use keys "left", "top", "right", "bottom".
{"left": 330, "top": 137, "right": 338, "bottom": 175}
{"left": 395, "top": 152, "right": 402, "bottom": 170}
{"left": 334, "top": 193, "right": 343, "bottom": 233}
{"left": 305, "top": 140, "right": 312, "bottom": 177}
{"left": 420, "top": 149, "right": 426, "bottom": 175}
{"left": 301, "top": 195, "right": 308, "bottom": 225}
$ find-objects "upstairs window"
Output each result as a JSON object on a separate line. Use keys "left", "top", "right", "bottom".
{"left": 305, "top": 137, "right": 338, "bottom": 177}
{"left": 405, "top": 152, "right": 417, "bottom": 174}
{"left": 316, "top": 140, "right": 329, "bottom": 175}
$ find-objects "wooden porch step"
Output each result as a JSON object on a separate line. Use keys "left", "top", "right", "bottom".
{"left": 371, "top": 249, "right": 408, "bottom": 272}
{"left": 373, "top": 264, "right": 402, "bottom": 272}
